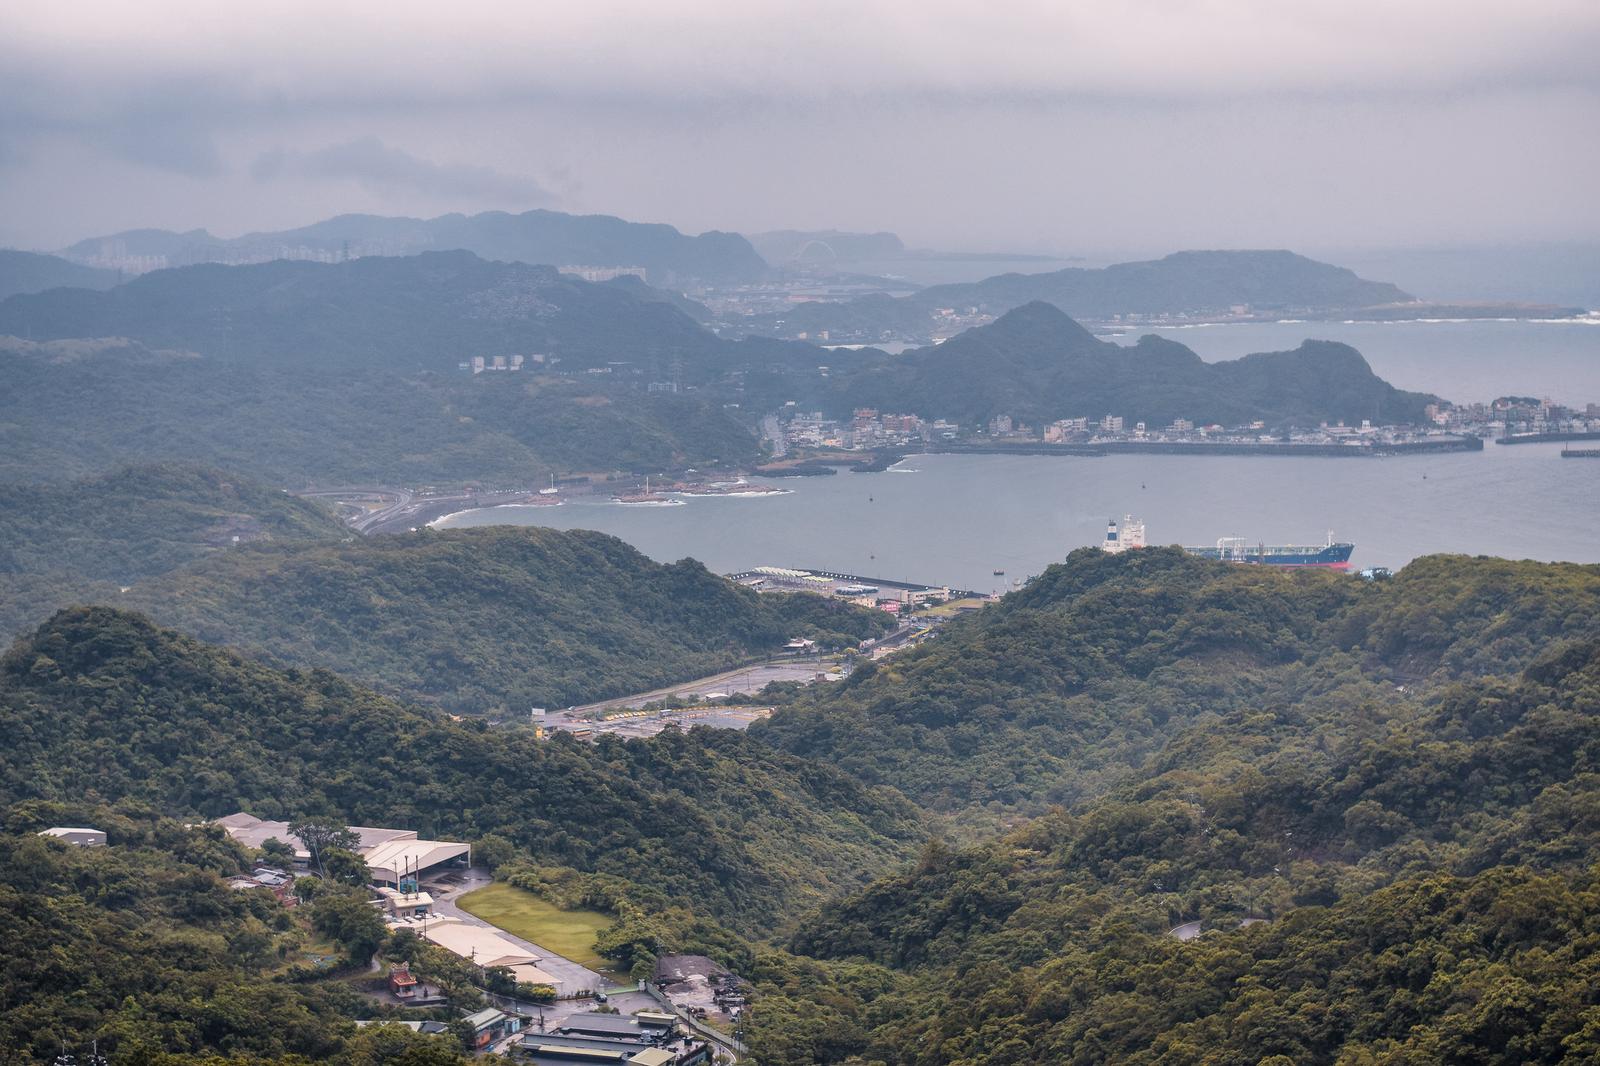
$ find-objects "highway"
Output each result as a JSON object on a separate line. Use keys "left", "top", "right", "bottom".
{"left": 295, "top": 486, "right": 417, "bottom": 533}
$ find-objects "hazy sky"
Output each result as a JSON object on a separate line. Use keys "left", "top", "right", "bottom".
{"left": 2, "top": 1, "right": 1597, "bottom": 255}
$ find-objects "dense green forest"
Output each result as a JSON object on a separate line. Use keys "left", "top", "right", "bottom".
{"left": 0, "top": 463, "right": 348, "bottom": 641}
{"left": 113, "top": 525, "right": 891, "bottom": 710}
{"left": 0, "top": 606, "right": 921, "bottom": 933}
{"left": 828, "top": 302, "right": 1435, "bottom": 426}
{"left": 0, "top": 463, "right": 346, "bottom": 581}
{"left": 756, "top": 548, "right": 1600, "bottom": 821}
{"left": 1, "top": 549, "right": 1596, "bottom": 1063}
{"left": 0, "top": 814, "right": 473, "bottom": 1064}
{"left": 748, "top": 635, "right": 1600, "bottom": 1064}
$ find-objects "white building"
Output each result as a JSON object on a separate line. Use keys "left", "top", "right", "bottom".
{"left": 38, "top": 827, "right": 106, "bottom": 847}
{"left": 214, "top": 813, "right": 470, "bottom": 886}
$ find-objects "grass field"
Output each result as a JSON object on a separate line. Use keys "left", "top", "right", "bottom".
{"left": 917, "top": 596, "right": 989, "bottom": 617}
{"left": 457, "top": 882, "right": 612, "bottom": 969}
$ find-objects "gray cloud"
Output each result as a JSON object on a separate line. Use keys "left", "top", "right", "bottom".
{"left": 251, "top": 137, "right": 551, "bottom": 204}
{"left": 0, "top": 2, "right": 1594, "bottom": 252}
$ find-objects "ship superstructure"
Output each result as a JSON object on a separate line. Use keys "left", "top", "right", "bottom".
{"left": 1102, "top": 515, "right": 1146, "bottom": 554}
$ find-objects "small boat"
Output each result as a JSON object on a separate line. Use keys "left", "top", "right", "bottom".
{"left": 992, "top": 569, "right": 1005, "bottom": 576}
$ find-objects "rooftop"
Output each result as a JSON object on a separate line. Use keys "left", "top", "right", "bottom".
{"left": 462, "top": 1007, "right": 509, "bottom": 1030}
{"left": 214, "top": 812, "right": 467, "bottom": 879}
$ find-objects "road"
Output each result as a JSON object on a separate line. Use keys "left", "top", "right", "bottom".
{"left": 760, "top": 415, "right": 787, "bottom": 459}
{"left": 561, "top": 658, "right": 838, "bottom": 719}
{"left": 296, "top": 486, "right": 546, "bottom": 535}
{"left": 296, "top": 486, "right": 418, "bottom": 533}
{"left": 1168, "top": 920, "right": 1205, "bottom": 941}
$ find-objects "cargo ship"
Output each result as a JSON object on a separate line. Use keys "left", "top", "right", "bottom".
{"left": 1186, "top": 532, "right": 1353, "bottom": 569}
{"left": 1100, "top": 516, "right": 1354, "bottom": 569}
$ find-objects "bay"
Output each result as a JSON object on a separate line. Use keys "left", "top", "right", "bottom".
{"left": 438, "top": 444, "right": 1599, "bottom": 593}
{"left": 440, "top": 319, "right": 1600, "bottom": 589}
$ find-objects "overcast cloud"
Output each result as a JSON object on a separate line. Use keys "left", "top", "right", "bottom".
{"left": 0, "top": 1, "right": 1596, "bottom": 253}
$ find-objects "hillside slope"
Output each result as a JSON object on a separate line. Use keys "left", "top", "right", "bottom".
{"left": 121, "top": 526, "right": 893, "bottom": 711}
{"left": 0, "top": 251, "right": 724, "bottom": 372}
{"left": 0, "top": 607, "right": 921, "bottom": 931}
{"left": 0, "top": 337, "right": 765, "bottom": 484}
{"left": 0, "top": 463, "right": 346, "bottom": 581}
{"left": 762, "top": 637, "right": 1600, "bottom": 1064}
{"left": 756, "top": 548, "right": 1600, "bottom": 818}
{"left": 0, "top": 249, "right": 121, "bottom": 299}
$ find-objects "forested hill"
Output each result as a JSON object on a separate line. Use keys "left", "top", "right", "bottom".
{"left": 0, "top": 248, "right": 121, "bottom": 299}
{"left": 0, "top": 463, "right": 346, "bottom": 581}
{"left": 764, "top": 638, "right": 1600, "bottom": 1063}
{"left": 118, "top": 526, "right": 893, "bottom": 711}
{"left": 755, "top": 548, "right": 1600, "bottom": 818}
{"left": 0, "top": 250, "right": 727, "bottom": 371}
{"left": 831, "top": 301, "right": 1435, "bottom": 426}
{"left": 0, "top": 606, "right": 922, "bottom": 931}
{"left": 740, "top": 249, "right": 1413, "bottom": 341}
{"left": 61, "top": 208, "right": 769, "bottom": 284}
{"left": 0, "top": 463, "right": 350, "bottom": 650}
{"left": 0, "top": 337, "right": 766, "bottom": 485}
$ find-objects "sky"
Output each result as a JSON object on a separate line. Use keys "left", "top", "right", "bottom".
{"left": 1, "top": 1, "right": 1598, "bottom": 256}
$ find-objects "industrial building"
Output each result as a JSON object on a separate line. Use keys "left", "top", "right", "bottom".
{"left": 515, "top": 1011, "right": 709, "bottom": 1066}
{"left": 214, "top": 813, "right": 470, "bottom": 885}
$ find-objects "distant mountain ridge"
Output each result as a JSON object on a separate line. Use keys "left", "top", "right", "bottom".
{"left": 832, "top": 301, "right": 1435, "bottom": 426}
{"left": 0, "top": 254, "right": 1438, "bottom": 489}
{"left": 0, "top": 249, "right": 121, "bottom": 300}
{"left": 60, "top": 208, "right": 769, "bottom": 284}
{"left": 741, "top": 249, "right": 1415, "bottom": 341}
{"left": 0, "top": 250, "right": 725, "bottom": 370}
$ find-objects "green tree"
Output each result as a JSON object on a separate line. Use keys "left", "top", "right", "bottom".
{"left": 310, "top": 889, "right": 389, "bottom": 964}
{"left": 259, "top": 835, "right": 296, "bottom": 868}
{"left": 289, "top": 820, "right": 360, "bottom": 878}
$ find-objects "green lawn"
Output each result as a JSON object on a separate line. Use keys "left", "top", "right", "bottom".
{"left": 457, "top": 882, "right": 612, "bottom": 969}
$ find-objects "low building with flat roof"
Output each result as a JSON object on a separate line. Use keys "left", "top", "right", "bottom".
{"left": 38, "top": 827, "right": 106, "bottom": 847}
{"left": 462, "top": 1007, "right": 523, "bottom": 1050}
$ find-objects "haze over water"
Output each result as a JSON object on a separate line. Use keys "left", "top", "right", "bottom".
{"left": 1109, "top": 318, "right": 1600, "bottom": 405}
